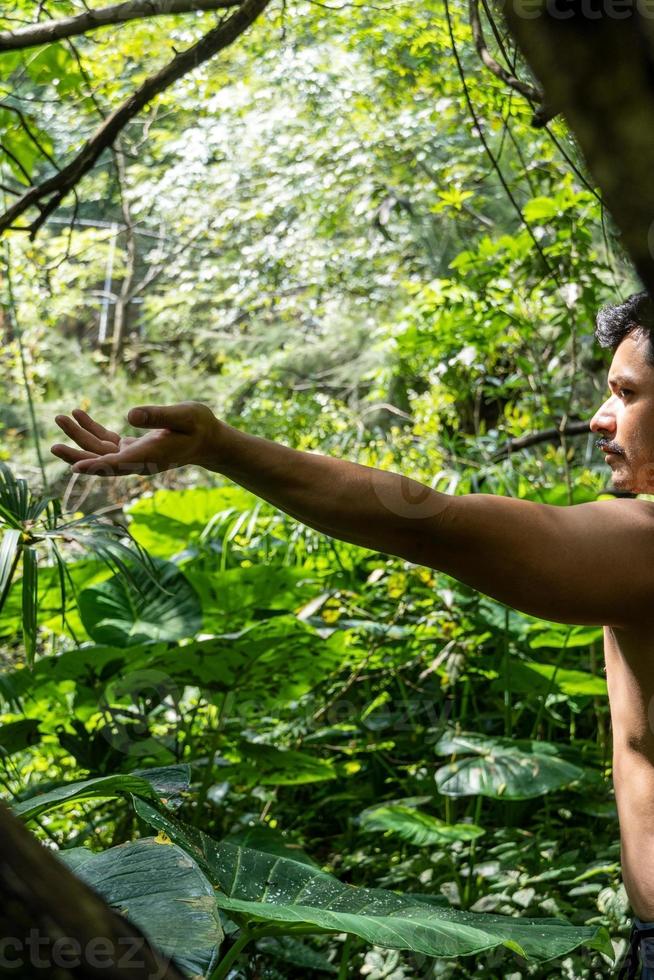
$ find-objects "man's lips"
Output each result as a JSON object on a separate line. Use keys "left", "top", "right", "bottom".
{"left": 596, "top": 440, "right": 623, "bottom": 457}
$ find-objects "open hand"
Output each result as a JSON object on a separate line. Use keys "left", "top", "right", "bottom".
{"left": 51, "top": 402, "right": 220, "bottom": 476}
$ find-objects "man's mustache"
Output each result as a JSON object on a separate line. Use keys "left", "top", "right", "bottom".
{"left": 596, "top": 439, "right": 624, "bottom": 456}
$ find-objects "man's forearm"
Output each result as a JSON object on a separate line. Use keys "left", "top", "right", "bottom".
{"left": 205, "top": 422, "right": 450, "bottom": 560}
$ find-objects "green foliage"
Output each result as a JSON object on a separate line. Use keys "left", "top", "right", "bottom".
{"left": 359, "top": 802, "right": 485, "bottom": 845}
{"left": 0, "top": 3, "right": 634, "bottom": 975}
{"left": 134, "top": 797, "right": 611, "bottom": 965}
{"left": 433, "top": 733, "right": 588, "bottom": 800}
{"left": 14, "top": 764, "right": 190, "bottom": 821}
{"left": 0, "top": 462, "right": 160, "bottom": 666}
{"left": 60, "top": 839, "right": 223, "bottom": 977}
{"left": 78, "top": 557, "right": 203, "bottom": 647}
{"left": 0, "top": 474, "right": 622, "bottom": 977}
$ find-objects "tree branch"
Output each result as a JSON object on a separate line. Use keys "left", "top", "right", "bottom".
{"left": 0, "top": 0, "right": 272, "bottom": 238}
{"left": 444, "top": 0, "right": 557, "bottom": 282}
{"left": 469, "top": 0, "right": 547, "bottom": 110}
{"left": 0, "top": 0, "right": 241, "bottom": 52}
{"left": 491, "top": 419, "right": 590, "bottom": 461}
{"left": 498, "top": 2, "right": 654, "bottom": 297}
{"left": 0, "top": 103, "right": 60, "bottom": 170}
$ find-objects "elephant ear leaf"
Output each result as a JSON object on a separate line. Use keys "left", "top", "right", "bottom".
{"left": 60, "top": 838, "right": 222, "bottom": 978}
{"left": 133, "top": 798, "right": 612, "bottom": 965}
{"left": 359, "top": 803, "right": 485, "bottom": 845}
{"left": 433, "top": 732, "right": 585, "bottom": 800}
{"left": 14, "top": 765, "right": 190, "bottom": 821}
{"left": 78, "top": 557, "right": 202, "bottom": 646}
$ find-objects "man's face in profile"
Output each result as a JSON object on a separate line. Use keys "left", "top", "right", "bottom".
{"left": 590, "top": 329, "right": 654, "bottom": 493}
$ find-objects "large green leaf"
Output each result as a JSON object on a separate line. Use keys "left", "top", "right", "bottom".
{"left": 529, "top": 626, "right": 603, "bottom": 650}
{"left": 0, "top": 718, "right": 41, "bottom": 757}
{"left": 230, "top": 741, "right": 337, "bottom": 786}
{"left": 494, "top": 661, "right": 607, "bottom": 698}
{"left": 13, "top": 764, "right": 190, "bottom": 821}
{"left": 185, "top": 563, "right": 320, "bottom": 633}
{"left": 359, "top": 803, "right": 485, "bottom": 845}
{"left": 126, "top": 486, "right": 261, "bottom": 557}
{"left": 133, "top": 799, "right": 611, "bottom": 964}
{"left": 225, "top": 824, "right": 318, "bottom": 868}
{"left": 61, "top": 839, "right": 222, "bottom": 978}
{"left": 78, "top": 558, "right": 202, "bottom": 647}
{"left": 433, "top": 733, "right": 586, "bottom": 799}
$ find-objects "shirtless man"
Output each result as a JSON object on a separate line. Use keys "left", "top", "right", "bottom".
{"left": 51, "top": 291, "right": 654, "bottom": 977}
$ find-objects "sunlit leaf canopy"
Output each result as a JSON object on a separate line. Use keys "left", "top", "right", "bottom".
{"left": 1, "top": 0, "right": 629, "bottom": 487}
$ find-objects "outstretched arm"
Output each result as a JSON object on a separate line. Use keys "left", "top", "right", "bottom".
{"left": 51, "top": 401, "right": 654, "bottom": 629}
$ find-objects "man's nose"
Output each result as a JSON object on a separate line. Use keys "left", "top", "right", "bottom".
{"left": 589, "top": 399, "right": 616, "bottom": 435}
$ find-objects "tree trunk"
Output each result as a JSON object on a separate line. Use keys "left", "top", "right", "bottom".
{"left": 0, "top": 803, "right": 186, "bottom": 979}
{"left": 0, "top": 267, "right": 14, "bottom": 343}
{"left": 110, "top": 148, "right": 137, "bottom": 377}
{"left": 499, "top": 1, "right": 654, "bottom": 295}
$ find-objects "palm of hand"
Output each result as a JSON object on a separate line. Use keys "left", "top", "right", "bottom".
{"left": 52, "top": 410, "right": 173, "bottom": 475}
{"left": 51, "top": 402, "right": 218, "bottom": 476}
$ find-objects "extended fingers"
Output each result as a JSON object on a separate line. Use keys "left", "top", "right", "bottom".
{"left": 71, "top": 408, "right": 121, "bottom": 444}
{"left": 55, "top": 414, "right": 119, "bottom": 455}
{"left": 71, "top": 453, "right": 126, "bottom": 476}
{"left": 50, "top": 444, "right": 98, "bottom": 465}
{"left": 71, "top": 439, "right": 160, "bottom": 476}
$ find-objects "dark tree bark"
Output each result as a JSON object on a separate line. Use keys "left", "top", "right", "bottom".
{"left": 498, "top": 0, "right": 654, "bottom": 296}
{"left": 492, "top": 418, "right": 590, "bottom": 460}
{"left": 0, "top": 803, "right": 186, "bottom": 979}
{"left": 0, "top": 0, "right": 240, "bottom": 52}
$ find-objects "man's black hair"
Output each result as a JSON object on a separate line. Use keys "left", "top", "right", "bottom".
{"left": 595, "top": 291, "right": 654, "bottom": 365}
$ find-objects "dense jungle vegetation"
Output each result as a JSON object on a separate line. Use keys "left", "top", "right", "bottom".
{"left": 0, "top": 1, "right": 643, "bottom": 976}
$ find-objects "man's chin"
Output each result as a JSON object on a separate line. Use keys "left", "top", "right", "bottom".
{"left": 606, "top": 460, "right": 636, "bottom": 493}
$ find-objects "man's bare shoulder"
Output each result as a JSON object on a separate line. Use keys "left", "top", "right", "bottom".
{"left": 562, "top": 495, "right": 654, "bottom": 530}
{"left": 433, "top": 493, "right": 654, "bottom": 627}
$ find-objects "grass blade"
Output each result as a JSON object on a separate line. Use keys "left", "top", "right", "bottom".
{"left": 21, "top": 546, "right": 38, "bottom": 669}
{"left": 0, "top": 528, "right": 21, "bottom": 613}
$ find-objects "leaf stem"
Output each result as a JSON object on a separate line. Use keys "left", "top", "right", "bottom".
{"left": 209, "top": 928, "right": 253, "bottom": 980}
{"left": 337, "top": 933, "right": 354, "bottom": 980}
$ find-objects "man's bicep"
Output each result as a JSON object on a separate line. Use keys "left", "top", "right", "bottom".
{"left": 403, "top": 495, "right": 654, "bottom": 627}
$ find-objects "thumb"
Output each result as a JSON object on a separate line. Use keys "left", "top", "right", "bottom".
{"left": 127, "top": 403, "right": 194, "bottom": 432}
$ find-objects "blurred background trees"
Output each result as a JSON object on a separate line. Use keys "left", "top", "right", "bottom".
{"left": 0, "top": 0, "right": 635, "bottom": 500}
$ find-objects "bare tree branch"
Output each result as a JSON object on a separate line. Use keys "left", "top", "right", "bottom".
{"left": 0, "top": 0, "right": 272, "bottom": 238}
{"left": 0, "top": 140, "right": 32, "bottom": 186}
{"left": 469, "top": 0, "right": 545, "bottom": 108}
{"left": 0, "top": 0, "right": 241, "bottom": 52}
{"left": 492, "top": 419, "right": 590, "bottom": 461}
